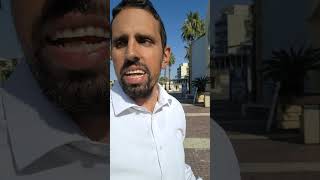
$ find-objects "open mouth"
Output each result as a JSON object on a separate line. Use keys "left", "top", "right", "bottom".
{"left": 46, "top": 26, "right": 109, "bottom": 53}
{"left": 124, "top": 69, "right": 146, "bottom": 77}
{"left": 41, "top": 13, "right": 109, "bottom": 70}
{"left": 122, "top": 68, "right": 148, "bottom": 85}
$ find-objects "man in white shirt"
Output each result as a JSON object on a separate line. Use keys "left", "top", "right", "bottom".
{"left": 110, "top": 0, "right": 201, "bottom": 179}
{"left": 0, "top": 0, "right": 109, "bottom": 179}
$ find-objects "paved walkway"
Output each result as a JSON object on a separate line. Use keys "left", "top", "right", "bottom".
{"left": 182, "top": 103, "right": 210, "bottom": 180}
{"left": 229, "top": 130, "right": 320, "bottom": 180}
{"left": 213, "top": 100, "right": 320, "bottom": 179}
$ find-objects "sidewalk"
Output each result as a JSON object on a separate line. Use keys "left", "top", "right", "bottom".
{"left": 182, "top": 103, "right": 210, "bottom": 180}
{"left": 229, "top": 130, "right": 320, "bottom": 180}
{"left": 213, "top": 100, "right": 320, "bottom": 179}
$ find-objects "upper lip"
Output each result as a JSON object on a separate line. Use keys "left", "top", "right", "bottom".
{"left": 43, "top": 12, "right": 109, "bottom": 42}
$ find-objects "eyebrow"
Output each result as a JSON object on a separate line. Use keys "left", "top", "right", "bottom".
{"left": 112, "top": 33, "right": 156, "bottom": 42}
{"left": 112, "top": 34, "right": 128, "bottom": 42}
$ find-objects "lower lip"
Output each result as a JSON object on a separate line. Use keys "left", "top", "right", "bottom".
{"left": 123, "top": 74, "right": 147, "bottom": 84}
{"left": 42, "top": 42, "right": 108, "bottom": 70}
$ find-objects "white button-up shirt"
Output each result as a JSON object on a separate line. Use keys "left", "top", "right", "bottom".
{"left": 110, "top": 81, "right": 197, "bottom": 180}
{"left": 0, "top": 60, "right": 108, "bottom": 180}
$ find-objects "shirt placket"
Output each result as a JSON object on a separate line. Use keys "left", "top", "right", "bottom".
{"left": 149, "top": 111, "right": 166, "bottom": 180}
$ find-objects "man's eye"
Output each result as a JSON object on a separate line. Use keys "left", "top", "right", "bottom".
{"left": 113, "top": 40, "right": 126, "bottom": 48}
{"left": 138, "top": 38, "right": 153, "bottom": 46}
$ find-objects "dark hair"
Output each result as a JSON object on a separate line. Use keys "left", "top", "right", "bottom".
{"left": 112, "top": 0, "right": 167, "bottom": 48}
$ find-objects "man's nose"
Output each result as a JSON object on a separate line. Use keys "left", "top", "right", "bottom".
{"left": 125, "top": 40, "right": 140, "bottom": 61}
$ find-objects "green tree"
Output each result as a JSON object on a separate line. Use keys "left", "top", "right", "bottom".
{"left": 168, "top": 52, "right": 176, "bottom": 90}
{"left": 181, "top": 11, "right": 205, "bottom": 92}
{"left": 159, "top": 76, "right": 168, "bottom": 86}
{"left": 163, "top": 64, "right": 167, "bottom": 90}
{"left": 263, "top": 46, "right": 320, "bottom": 101}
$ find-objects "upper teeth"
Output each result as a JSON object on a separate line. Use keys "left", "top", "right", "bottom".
{"left": 52, "top": 26, "right": 109, "bottom": 40}
{"left": 127, "top": 70, "right": 145, "bottom": 74}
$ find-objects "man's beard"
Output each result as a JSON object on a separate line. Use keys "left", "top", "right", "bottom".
{"left": 29, "top": 0, "right": 109, "bottom": 116}
{"left": 119, "top": 61, "right": 155, "bottom": 99}
{"left": 32, "top": 57, "right": 108, "bottom": 116}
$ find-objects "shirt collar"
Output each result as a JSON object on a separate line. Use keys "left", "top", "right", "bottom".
{"left": 111, "top": 81, "right": 172, "bottom": 116}
{"left": 2, "top": 60, "right": 88, "bottom": 170}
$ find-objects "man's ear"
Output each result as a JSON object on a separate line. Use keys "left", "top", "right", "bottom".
{"left": 161, "top": 46, "right": 171, "bottom": 69}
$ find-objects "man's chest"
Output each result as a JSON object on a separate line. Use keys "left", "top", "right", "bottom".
{"left": 110, "top": 110, "right": 185, "bottom": 180}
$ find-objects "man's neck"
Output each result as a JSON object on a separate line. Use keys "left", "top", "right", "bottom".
{"left": 134, "top": 85, "right": 159, "bottom": 113}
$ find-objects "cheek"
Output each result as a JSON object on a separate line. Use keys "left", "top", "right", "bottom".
{"left": 111, "top": 54, "right": 123, "bottom": 75}
{"left": 147, "top": 52, "right": 163, "bottom": 74}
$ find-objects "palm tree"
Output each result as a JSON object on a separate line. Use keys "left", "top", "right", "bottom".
{"left": 181, "top": 11, "right": 205, "bottom": 93}
{"left": 163, "top": 65, "right": 167, "bottom": 90}
{"left": 192, "top": 76, "right": 209, "bottom": 93}
{"left": 168, "top": 52, "right": 176, "bottom": 90}
{"left": 181, "top": 12, "right": 205, "bottom": 43}
{"left": 263, "top": 46, "right": 320, "bottom": 101}
{"left": 0, "top": 59, "right": 17, "bottom": 82}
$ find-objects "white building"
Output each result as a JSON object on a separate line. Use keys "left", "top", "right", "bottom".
{"left": 215, "top": 4, "right": 252, "bottom": 55}
{"left": 190, "top": 1, "right": 210, "bottom": 93}
{"left": 176, "top": 63, "right": 189, "bottom": 79}
{"left": 212, "top": 4, "right": 253, "bottom": 101}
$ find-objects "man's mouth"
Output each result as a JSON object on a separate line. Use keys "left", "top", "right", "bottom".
{"left": 123, "top": 69, "right": 148, "bottom": 85}
{"left": 47, "top": 26, "right": 109, "bottom": 52}
{"left": 41, "top": 13, "right": 109, "bottom": 71}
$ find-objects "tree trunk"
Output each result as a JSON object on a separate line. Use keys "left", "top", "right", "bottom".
{"left": 169, "top": 66, "right": 171, "bottom": 90}
{"left": 188, "top": 44, "right": 192, "bottom": 94}
{"left": 164, "top": 67, "right": 167, "bottom": 90}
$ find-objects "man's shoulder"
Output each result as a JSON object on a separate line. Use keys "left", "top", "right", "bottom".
{"left": 164, "top": 91, "right": 184, "bottom": 111}
{"left": 158, "top": 85, "right": 182, "bottom": 106}
{"left": 167, "top": 93, "right": 181, "bottom": 105}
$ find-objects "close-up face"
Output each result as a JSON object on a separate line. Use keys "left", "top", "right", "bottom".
{"left": 11, "top": 0, "right": 110, "bottom": 115}
{"left": 111, "top": 7, "right": 170, "bottom": 99}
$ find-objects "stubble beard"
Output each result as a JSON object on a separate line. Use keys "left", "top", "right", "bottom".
{"left": 120, "top": 72, "right": 154, "bottom": 100}
{"left": 31, "top": 54, "right": 109, "bottom": 117}
{"left": 119, "top": 61, "right": 157, "bottom": 100}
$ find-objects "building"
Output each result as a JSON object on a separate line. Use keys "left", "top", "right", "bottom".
{"left": 215, "top": 4, "right": 252, "bottom": 55}
{"left": 176, "top": 63, "right": 189, "bottom": 79}
{"left": 250, "top": 0, "right": 320, "bottom": 130}
{"left": 212, "top": 4, "right": 253, "bottom": 101}
{"left": 190, "top": 1, "right": 210, "bottom": 94}
{"left": 253, "top": 0, "right": 315, "bottom": 103}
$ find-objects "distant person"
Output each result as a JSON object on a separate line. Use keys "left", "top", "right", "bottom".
{"left": 110, "top": 0, "right": 202, "bottom": 179}
{"left": 0, "top": 0, "right": 109, "bottom": 179}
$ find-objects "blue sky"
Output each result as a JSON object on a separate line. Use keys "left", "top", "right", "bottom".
{"left": 110, "top": 0, "right": 209, "bottom": 80}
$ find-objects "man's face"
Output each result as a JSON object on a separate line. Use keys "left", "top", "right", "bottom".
{"left": 111, "top": 8, "right": 170, "bottom": 99}
{"left": 11, "top": 0, "right": 110, "bottom": 115}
